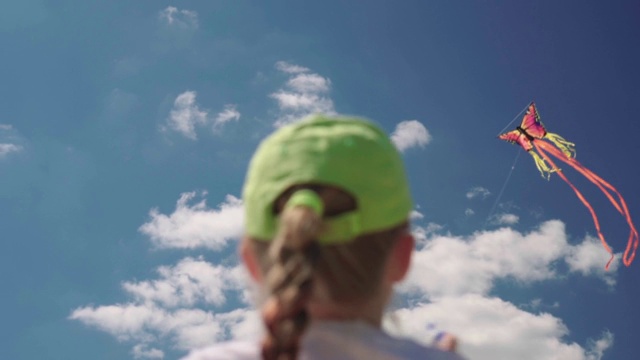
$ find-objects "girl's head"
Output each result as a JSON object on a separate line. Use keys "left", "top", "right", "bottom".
{"left": 241, "top": 115, "right": 414, "bottom": 360}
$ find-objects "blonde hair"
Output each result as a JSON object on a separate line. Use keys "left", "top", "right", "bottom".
{"left": 249, "top": 185, "right": 408, "bottom": 360}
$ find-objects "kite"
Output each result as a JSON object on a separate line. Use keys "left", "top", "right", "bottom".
{"left": 498, "top": 102, "right": 638, "bottom": 270}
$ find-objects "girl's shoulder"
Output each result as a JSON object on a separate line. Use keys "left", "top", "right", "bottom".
{"left": 305, "top": 320, "right": 467, "bottom": 360}
{"left": 181, "top": 321, "right": 467, "bottom": 360}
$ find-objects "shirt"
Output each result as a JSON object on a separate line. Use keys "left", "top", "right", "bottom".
{"left": 181, "top": 320, "right": 466, "bottom": 360}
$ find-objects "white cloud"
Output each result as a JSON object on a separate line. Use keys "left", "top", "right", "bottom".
{"left": 139, "top": 192, "right": 244, "bottom": 250}
{"left": 226, "top": 309, "right": 262, "bottom": 340}
{"left": 75, "top": 204, "right": 618, "bottom": 359}
{"left": 466, "top": 186, "right": 491, "bottom": 200}
{"left": 213, "top": 104, "right": 241, "bottom": 130}
{"left": 132, "top": 344, "right": 164, "bottom": 359}
{"left": 566, "top": 236, "right": 619, "bottom": 286}
{"left": 403, "top": 221, "right": 570, "bottom": 297}
{"left": 391, "top": 220, "right": 617, "bottom": 359}
{"left": 123, "top": 257, "right": 237, "bottom": 308}
{"left": 410, "top": 210, "right": 424, "bottom": 220}
{"left": 180, "top": 309, "right": 263, "bottom": 359}
{"left": 389, "top": 294, "right": 604, "bottom": 360}
{"left": 465, "top": 208, "right": 475, "bottom": 216}
{"left": 403, "top": 220, "right": 617, "bottom": 298}
{"left": 271, "top": 90, "right": 333, "bottom": 111}
{"left": 70, "top": 256, "right": 259, "bottom": 355}
{"left": 586, "top": 331, "right": 614, "bottom": 360}
{"left": 70, "top": 303, "right": 161, "bottom": 342}
{"left": 491, "top": 213, "right": 519, "bottom": 225}
{"left": 159, "top": 6, "right": 198, "bottom": 29}
{"left": 275, "top": 61, "right": 310, "bottom": 74}
{"left": 411, "top": 222, "right": 444, "bottom": 248}
{"left": 391, "top": 120, "right": 431, "bottom": 152}
{"left": 165, "top": 91, "right": 240, "bottom": 139}
{"left": 166, "top": 309, "right": 224, "bottom": 350}
{"left": 0, "top": 143, "right": 22, "bottom": 158}
{"left": 166, "top": 91, "right": 208, "bottom": 140}
{"left": 0, "top": 124, "right": 23, "bottom": 158}
{"left": 287, "top": 73, "right": 331, "bottom": 93}
{"left": 71, "top": 305, "right": 225, "bottom": 351}
{"left": 270, "top": 62, "right": 335, "bottom": 126}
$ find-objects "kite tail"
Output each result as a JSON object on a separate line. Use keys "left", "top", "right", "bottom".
{"left": 537, "top": 141, "right": 638, "bottom": 267}
{"left": 538, "top": 141, "right": 623, "bottom": 214}
{"left": 533, "top": 142, "right": 615, "bottom": 270}
{"left": 529, "top": 150, "right": 556, "bottom": 180}
{"left": 544, "top": 132, "right": 576, "bottom": 159}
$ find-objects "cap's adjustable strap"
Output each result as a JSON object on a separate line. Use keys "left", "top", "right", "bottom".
{"left": 285, "top": 189, "right": 324, "bottom": 216}
{"left": 284, "top": 189, "right": 361, "bottom": 244}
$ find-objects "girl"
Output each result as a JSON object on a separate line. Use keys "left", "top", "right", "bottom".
{"left": 183, "top": 115, "right": 464, "bottom": 360}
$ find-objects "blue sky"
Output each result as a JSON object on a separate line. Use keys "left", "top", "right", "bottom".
{"left": 1, "top": 1, "right": 639, "bottom": 359}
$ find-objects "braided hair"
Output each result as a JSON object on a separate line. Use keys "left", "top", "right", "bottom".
{"left": 260, "top": 203, "right": 322, "bottom": 360}
{"left": 252, "top": 185, "right": 407, "bottom": 360}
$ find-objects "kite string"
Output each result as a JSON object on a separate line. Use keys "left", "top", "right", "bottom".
{"left": 486, "top": 102, "right": 531, "bottom": 225}
{"left": 495, "top": 102, "right": 532, "bottom": 136}
{"left": 485, "top": 148, "right": 522, "bottom": 226}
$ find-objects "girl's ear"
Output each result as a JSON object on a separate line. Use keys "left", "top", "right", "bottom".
{"left": 240, "top": 238, "right": 263, "bottom": 282}
{"left": 389, "top": 232, "right": 414, "bottom": 282}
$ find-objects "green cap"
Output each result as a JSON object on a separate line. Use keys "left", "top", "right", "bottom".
{"left": 242, "top": 114, "right": 413, "bottom": 244}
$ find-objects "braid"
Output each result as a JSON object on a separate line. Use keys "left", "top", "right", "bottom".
{"left": 261, "top": 205, "right": 323, "bottom": 360}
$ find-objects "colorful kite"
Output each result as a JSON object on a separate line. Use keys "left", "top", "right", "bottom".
{"left": 498, "top": 103, "right": 638, "bottom": 269}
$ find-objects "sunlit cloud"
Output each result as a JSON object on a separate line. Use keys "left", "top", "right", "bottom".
{"left": 466, "top": 186, "right": 491, "bottom": 200}
{"left": 0, "top": 143, "right": 22, "bottom": 158}
{"left": 213, "top": 105, "right": 241, "bottom": 131}
{"left": 389, "top": 294, "right": 611, "bottom": 360}
{"left": 275, "top": 61, "right": 310, "bottom": 74}
{"left": 73, "top": 183, "right": 617, "bottom": 360}
{"left": 491, "top": 213, "right": 519, "bottom": 225}
{"left": 123, "top": 257, "right": 234, "bottom": 308}
{"left": 412, "top": 222, "right": 445, "bottom": 248}
{"left": 565, "top": 236, "right": 619, "bottom": 286}
{"left": 389, "top": 220, "right": 616, "bottom": 359}
{"left": 391, "top": 120, "right": 431, "bottom": 152}
{"left": 270, "top": 61, "right": 335, "bottom": 126}
{"left": 164, "top": 91, "right": 241, "bottom": 140}
{"left": 159, "top": 6, "right": 198, "bottom": 29}
{"left": 585, "top": 331, "right": 614, "bottom": 360}
{"left": 166, "top": 91, "right": 208, "bottom": 140}
{"left": 403, "top": 220, "right": 568, "bottom": 297}
{"left": 410, "top": 209, "right": 425, "bottom": 220}
{"left": 139, "top": 192, "right": 244, "bottom": 250}
{"left": 0, "top": 124, "right": 24, "bottom": 158}
{"left": 286, "top": 73, "right": 331, "bottom": 93}
{"left": 69, "top": 256, "right": 258, "bottom": 357}
{"left": 402, "top": 220, "right": 616, "bottom": 298}
{"left": 132, "top": 344, "right": 164, "bottom": 359}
